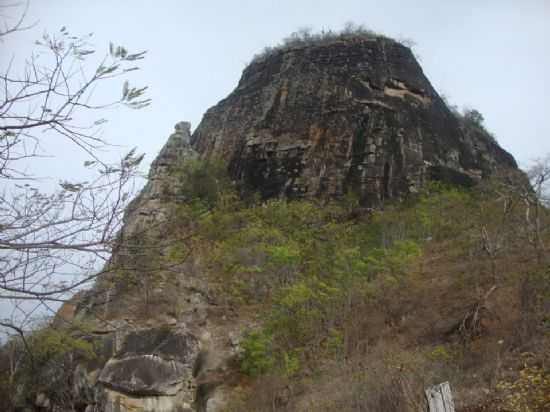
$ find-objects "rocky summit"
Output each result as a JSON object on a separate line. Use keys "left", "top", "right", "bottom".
{"left": 192, "top": 37, "right": 516, "bottom": 205}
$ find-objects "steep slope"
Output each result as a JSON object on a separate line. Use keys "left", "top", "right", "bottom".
{"left": 192, "top": 37, "right": 516, "bottom": 205}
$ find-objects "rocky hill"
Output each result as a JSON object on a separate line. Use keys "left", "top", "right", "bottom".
{"left": 3, "top": 32, "right": 548, "bottom": 412}
{"left": 192, "top": 36, "right": 516, "bottom": 205}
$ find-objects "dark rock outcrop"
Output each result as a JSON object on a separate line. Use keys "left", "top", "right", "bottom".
{"left": 192, "top": 38, "right": 517, "bottom": 205}
{"left": 68, "top": 326, "right": 203, "bottom": 412}
{"left": 98, "top": 328, "right": 199, "bottom": 397}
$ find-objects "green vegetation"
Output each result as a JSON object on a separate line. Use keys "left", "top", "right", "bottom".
{"left": 164, "top": 159, "right": 549, "bottom": 410}
{"left": 198, "top": 196, "right": 424, "bottom": 373}
{"left": 171, "top": 158, "right": 233, "bottom": 209}
{"left": 240, "top": 330, "right": 276, "bottom": 376}
{"left": 0, "top": 321, "right": 98, "bottom": 410}
{"left": 28, "top": 324, "right": 96, "bottom": 362}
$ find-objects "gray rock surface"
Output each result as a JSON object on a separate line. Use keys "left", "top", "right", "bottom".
{"left": 98, "top": 328, "right": 199, "bottom": 396}
{"left": 192, "top": 38, "right": 517, "bottom": 206}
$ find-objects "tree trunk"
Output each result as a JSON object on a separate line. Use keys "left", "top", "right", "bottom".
{"left": 425, "top": 382, "right": 455, "bottom": 412}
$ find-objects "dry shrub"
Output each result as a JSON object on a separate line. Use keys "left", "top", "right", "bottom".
{"left": 224, "top": 374, "right": 291, "bottom": 412}
{"left": 495, "top": 365, "right": 550, "bottom": 411}
{"left": 308, "top": 345, "right": 442, "bottom": 412}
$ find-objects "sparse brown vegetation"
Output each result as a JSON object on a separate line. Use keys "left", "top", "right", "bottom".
{"left": 3, "top": 154, "right": 549, "bottom": 411}
{"left": 165, "top": 161, "right": 550, "bottom": 411}
{"left": 251, "top": 23, "right": 391, "bottom": 63}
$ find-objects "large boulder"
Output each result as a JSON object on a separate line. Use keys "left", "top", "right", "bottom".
{"left": 94, "top": 327, "right": 200, "bottom": 412}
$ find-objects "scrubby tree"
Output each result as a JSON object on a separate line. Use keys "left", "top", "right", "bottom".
{"left": 523, "top": 155, "right": 550, "bottom": 262}
{"left": 0, "top": 2, "right": 150, "bottom": 337}
{"left": 462, "top": 108, "right": 484, "bottom": 126}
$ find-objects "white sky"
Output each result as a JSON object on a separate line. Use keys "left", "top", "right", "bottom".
{"left": 2, "top": 0, "right": 549, "bottom": 177}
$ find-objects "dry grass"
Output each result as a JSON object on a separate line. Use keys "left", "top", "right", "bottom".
{"left": 221, "top": 237, "right": 547, "bottom": 411}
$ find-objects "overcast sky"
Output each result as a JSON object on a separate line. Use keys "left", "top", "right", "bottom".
{"left": 2, "top": 0, "right": 549, "bottom": 179}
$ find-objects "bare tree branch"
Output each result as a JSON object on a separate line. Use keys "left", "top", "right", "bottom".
{"left": 0, "top": 5, "right": 151, "bottom": 339}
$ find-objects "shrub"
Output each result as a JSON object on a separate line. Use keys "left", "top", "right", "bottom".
{"left": 240, "top": 329, "right": 275, "bottom": 376}
{"left": 322, "top": 346, "right": 435, "bottom": 412}
{"left": 240, "top": 328, "right": 302, "bottom": 380}
{"left": 251, "top": 23, "right": 390, "bottom": 63}
{"left": 458, "top": 107, "right": 498, "bottom": 144}
{"left": 0, "top": 322, "right": 98, "bottom": 411}
{"left": 365, "top": 240, "right": 421, "bottom": 285}
{"left": 369, "top": 183, "right": 474, "bottom": 244}
{"left": 463, "top": 108, "right": 484, "bottom": 126}
{"left": 29, "top": 325, "right": 96, "bottom": 362}
{"left": 269, "top": 278, "right": 340, "bottom": 350}
{"left": 496, "top": 366, "right": 550, "bottom": 411}
{"left": 172, "top": 158, "right": 234, "bottom": 209}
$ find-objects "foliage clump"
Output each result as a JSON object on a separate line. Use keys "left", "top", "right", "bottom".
{"left": 440, "top": 94, "right": 498, "bottom": 144}
{"left": 251, "top": 23, "right": 391, "bottom": 63}
{"left": 172, "top": 159, "right": 233, "bottom": 210}
{"left": 0, "top": 322, "right": 98, "bottom": 411}
{"left": 496, "top": 366, "right": 550, "bottom": 411}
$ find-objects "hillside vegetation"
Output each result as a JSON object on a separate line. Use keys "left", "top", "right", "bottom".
{"left": 2, "top": 156, "right": 549, "bottom": 411}
{"left": 134, "top": 160, "right": 550, "bottom": 411}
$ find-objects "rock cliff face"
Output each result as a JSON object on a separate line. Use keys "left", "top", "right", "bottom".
{"left": 192, "top": 37, "right": 516, "bottom": 205}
